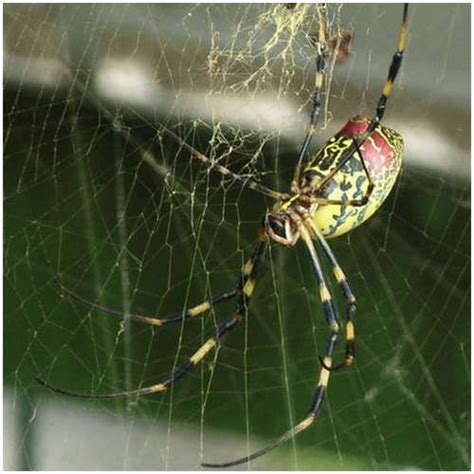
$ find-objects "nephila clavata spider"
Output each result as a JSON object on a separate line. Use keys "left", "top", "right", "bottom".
{"left": 37, "top": 4, "right": 408, "bottom": 468}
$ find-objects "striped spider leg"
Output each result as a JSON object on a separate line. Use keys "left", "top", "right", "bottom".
{"left": 37, "top": 231, "right": 269, "bottom": 399}
{"left": 38, "top": 3, "right": 330, "bottom": 384}
{"left": 203, "top": 3, "right": 408, "bottom": 467}
{"left": 37, "top": 3, "right": 408, "bottom": 469}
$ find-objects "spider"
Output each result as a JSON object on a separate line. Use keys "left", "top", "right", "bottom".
{"left": 37, "top": 4, "right": 408, "bottom": 468}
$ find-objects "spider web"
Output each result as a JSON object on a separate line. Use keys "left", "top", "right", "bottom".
{"left": 4, "top": 3, "right": 470, "bottom": 470}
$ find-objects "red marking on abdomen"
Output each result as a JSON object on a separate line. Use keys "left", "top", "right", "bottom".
{"left": 336, "top": 115, "right": 397, "bottom": 176}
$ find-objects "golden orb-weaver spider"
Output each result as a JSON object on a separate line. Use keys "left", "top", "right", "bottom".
{"left": 37, "top": 4, "right": 409, "bottom": 468}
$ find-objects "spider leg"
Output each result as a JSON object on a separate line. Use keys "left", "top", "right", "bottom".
{"left": 372, "top": 3, "right": 408, "bottom": 126}
{"left": 53, "top": 280, "right": 237, "bottom": 327}
{"left": 320, "top": 139, "right": 375, "bottom": 207}
{"left": 158, "top": 123, "right": 287, "bottom": 201}
{"left": 36, "top": 234, "right": 268, "bottom": 400}
{"left": 299, "top": 125, "right": 375, "bottom": 209}
{"left": 309, "top": 182, "right": 374, "bottom": 208}
{"left": 62, "top": 71, "right": 285, "bottom": 201}
{"left": 202, "top": 336, "right": 336, "bottom": 468}
{"left": 202, "top": 225, "right": 339, "bottom": 468}
{"left": 303, "top": 4, "right": 407, "bottom": 371}
{"left": 312, "top": 4, "right": 408, "bottom": 195}
{"left": 308, "top": 221, "right": 356, "bottom": 371}
{"left": 292, "top": 4, "right": 329, "bottom": 192}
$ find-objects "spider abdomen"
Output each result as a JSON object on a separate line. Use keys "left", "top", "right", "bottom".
{"left": 304, "top": 115, "right": 404, "bottom": 239}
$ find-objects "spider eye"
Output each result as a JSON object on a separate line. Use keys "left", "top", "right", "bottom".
{"left": 267, "top": 215, "right": 286, "bottom": 239}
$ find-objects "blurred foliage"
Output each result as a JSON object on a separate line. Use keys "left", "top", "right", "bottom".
{"left": 5, "top": 78, "right": 470, "bottom": 470}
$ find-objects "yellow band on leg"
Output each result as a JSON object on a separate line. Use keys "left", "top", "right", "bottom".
{"left": 190, "top": 338, "right": 216, "bottom": 365}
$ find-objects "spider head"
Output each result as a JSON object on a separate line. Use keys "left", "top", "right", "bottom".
{"left": 265, "top": 211, "right": 298, "bottom": 246}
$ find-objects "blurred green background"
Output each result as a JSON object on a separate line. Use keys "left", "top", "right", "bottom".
{"left": 4, "top": 4, "right": 470, "bottom": 470}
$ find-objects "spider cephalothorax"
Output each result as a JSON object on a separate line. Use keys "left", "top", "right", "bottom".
{"left": 265, "top": 204, "right": 307, "bottom": 246}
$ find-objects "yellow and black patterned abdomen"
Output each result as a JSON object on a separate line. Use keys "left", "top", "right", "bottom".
{"left": 303, "top": 116, "right": 404, "bottom": 239}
